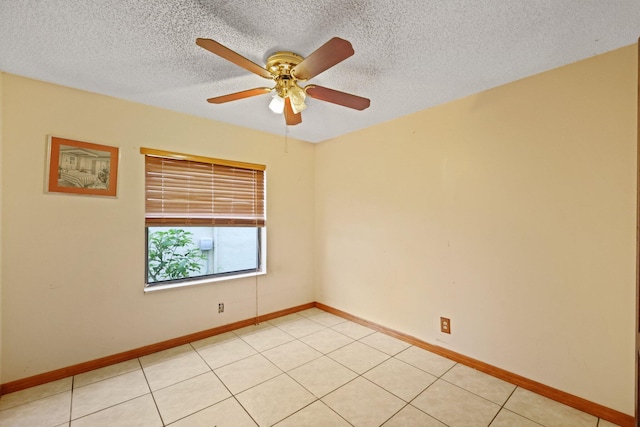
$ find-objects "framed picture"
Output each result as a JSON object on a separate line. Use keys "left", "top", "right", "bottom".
{"left": 46, "top": 136, "right": 119, "bottom": 197}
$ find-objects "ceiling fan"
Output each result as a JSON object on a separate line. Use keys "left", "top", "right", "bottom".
{"left": 196, "top": 37, "right": 370, "bottom": 126}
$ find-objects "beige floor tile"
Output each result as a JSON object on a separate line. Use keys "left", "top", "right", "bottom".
{"left": 360, "top": 332, "right": 411, "bottom": 356}
{"left": 364, "top": 358, "right": 437, "bottom": 401}
{"left": 240, "top": 327, "right": 295, "bottom": 352}
{"left": 442, "top": 363, "right": 516, "bottom": 405}
{"left": 267, "top": 313, "right": 304, "bottom": 326}
{"left": 233, "top": 322, "right": 273, "bottom": 337}
{"left": 300, "top": 328, "right": 354, "bottom": 354}
{"left": 328, "top": 341, "right": 389, "bottom": 374}
{"left": 140, "top": 344, "right": 210, "bottom": 391}
{"left": 308, "top": 312, "right": 347, "bottom": 327}
{"left": 0, "top": 377, "right": 72, "bottom": 411}
{"left": 169, "top": 397, "right": 257, "bottom": 427}
{"left": 504, "top": 387, "right": 598, "bottom": 427}
{"left": 275, "top": 318, "right": 326, "bottom": 338}
{"left": 70, "top": 394, "right": 161, "bottom": 427}
{"left": 194, "top": 337, "right": 257, "bottom": 370}
{"left": 275, "top": 401, "right": 350, "bottom": 427}
{"left": 214, "top": 354, "right": 282, "bottom": 394}
{"left": 382, "top": 405, "right": 446, "bottom": 426}
{"left": 0, "top": 390, "right": 71, "bottom": 427}
{"left": 236, "top": 374, "right": 316, "bottom": 427}
{"left": 288, "top": 356, "right": 358, "bottom": 398}
{"left": 412, "top": 379, "right": 500, "bottom": 427}
{"left": 296, "top": 307, "right": 326, "bottom": 318}
{"left": 262, "top": 340, "right": 322, "bottom": 371}
{"left": 139, "top": 344, "right": 189, "bottom": 367}
{"left": 190, "top": 331, "right": 238, "bottom": 349}
{"left": 71, "top": 370, "right": 149, "bottom": 419}
{"left": 6, "top": 308, "right": 618, "bottom": 427}
{"left": 331, "top": 321, "right": 376, "bottom": 340}
{"left": 153, "top": 372, "right": 231, "bottom": 425}
{"left": 395, "top": 346, "right": 456, "bottom": 376}
{"left": 490, "top": 408, "right": 544, "bottom": 426}
{"left": 73, "top": 359, "right": 141, "bottom": 388}
{"left": 322, "top": 377, "right": 405, "bottom": 427}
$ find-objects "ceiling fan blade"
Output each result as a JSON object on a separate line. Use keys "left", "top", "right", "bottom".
{"left": 196, "top": 38, "right": 274, "bottom": 80}
{"left": 305, "top": 85, "right": 370, "bottom": 110}
{"left": 292, "top": 37, "right": 354, "bottom": 81}
{"left": 284, "top": 97, "right": 302, "bottom": 125}
{"left": 207, "top": 87, "right": 273, "bottom": 104}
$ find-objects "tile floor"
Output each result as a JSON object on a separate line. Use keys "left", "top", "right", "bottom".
{"left": 0, "top": 307, "right": 623, "bottom": 427}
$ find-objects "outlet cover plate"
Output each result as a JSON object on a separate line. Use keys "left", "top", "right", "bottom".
{"left": 440, "top": 317, "right": 451, "bottom": 334}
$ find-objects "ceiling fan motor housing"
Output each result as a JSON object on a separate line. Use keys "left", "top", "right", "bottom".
{"left": 266, "top": 52, "right": 303, "bottom": 76}
{"left": 266, "top": 51, "right": 305, "bottom": 97}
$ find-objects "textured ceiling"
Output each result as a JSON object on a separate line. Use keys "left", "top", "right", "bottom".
{"left": 1, "top": 1, "right": 639, "bottom": 143}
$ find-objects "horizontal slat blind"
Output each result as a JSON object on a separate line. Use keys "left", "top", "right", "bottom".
{"left": 144, "top": 154, "right": 265, "bottom": 227}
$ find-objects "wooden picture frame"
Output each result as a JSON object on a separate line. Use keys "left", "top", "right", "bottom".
{"left": 46, "top": 136, "right": 119, "bottom": 197}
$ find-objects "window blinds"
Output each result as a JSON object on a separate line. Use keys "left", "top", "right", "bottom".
{"left": 142, "top": 148, "right": 265, "bottom": 227}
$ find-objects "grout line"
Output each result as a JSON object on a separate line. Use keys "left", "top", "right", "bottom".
{"left": 66, "top": 393, "right": 154, "bottom": 425}
{"left": 0, "top": 379, "right": 73, "bottom": 412}
{"left": 231, "top": 393, "right": 262, "bottom": 427}
{"left": 486, "top": 407, "right": 501, "bottom": 426}
{"left": 319, "top": 340, "right": 504, "bottom": 427}
{"left": 189, "top": 340, "right": 262, "bottom": 426}
{"left": 403, "top": 379, "right": 448, "bottom": 425}
{"left": 380, "top": 402, "right": 412, "bottom": 427}
{"left": 136, "top": 357, "right": 165, "bottom": 425}
{"left": 68, "top": 376, "right": 74, "bottom": 425}
{"left": 487, "top": 386, "right": 545, "bottom": 427}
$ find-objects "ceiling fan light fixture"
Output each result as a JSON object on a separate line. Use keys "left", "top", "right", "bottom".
{"left": 269, "top": 94, "right": 285, "bottom": 114}
{"left": 291, "top": 99, "right": 306, "bottom": 114}
{"left": 289, "top": 84, "right": 307, "bottom": 114}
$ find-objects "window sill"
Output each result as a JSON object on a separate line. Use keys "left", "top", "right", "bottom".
{"left": 144, "top": 270, "right": 266, "bottom": 293}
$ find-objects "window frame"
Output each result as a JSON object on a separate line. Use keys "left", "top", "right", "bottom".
{"left": 143, "top": 226, "right": 267, "bottom": 292}
{"left": 141, "top": 148, "right": 266, "bottom": 291}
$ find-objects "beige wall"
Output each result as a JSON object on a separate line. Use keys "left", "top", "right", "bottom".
{"left": 0, "top": 74, "right": 315, "bottom": 382}
{"left": 0, "top": 72, "right": 4, "bottom": 386}
{"left": 315, "top": 45, "right": 637, "bottom": 415}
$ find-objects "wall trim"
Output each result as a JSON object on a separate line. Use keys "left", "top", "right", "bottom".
{"left": 0, "top": 300, "right": 633, "bottom": 426}
{"left": 0, "top": 302, "right": 314, "bottom": 395}
{"left": 314, "top": 302, "right": 635, "bottom": 427}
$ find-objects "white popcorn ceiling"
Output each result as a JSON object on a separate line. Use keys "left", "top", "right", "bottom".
{"left": 0, "top": 1, "right": 638, "bottom": 143}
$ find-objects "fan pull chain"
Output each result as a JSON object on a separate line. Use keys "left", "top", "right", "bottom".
{"left": 284, "top": 123, "right": 289, "bottom": 154}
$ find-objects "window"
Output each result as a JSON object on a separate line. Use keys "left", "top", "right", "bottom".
{"left": 141, "top": 148, "right": 266, "bottom": 289}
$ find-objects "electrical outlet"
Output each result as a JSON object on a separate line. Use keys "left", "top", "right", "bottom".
{"left": 218, "top": 303, "right": 224, "bottom": 313}
{"left": 440, "top": 317, "right": 451, "bottom": 334}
